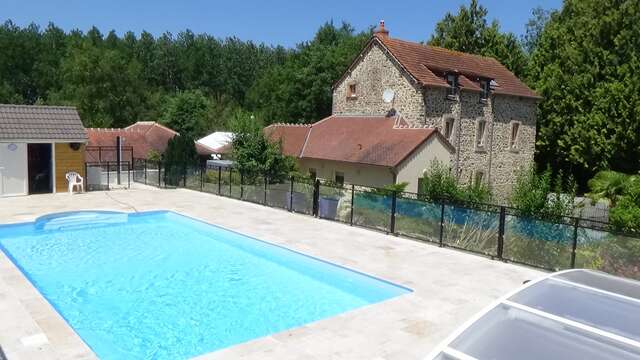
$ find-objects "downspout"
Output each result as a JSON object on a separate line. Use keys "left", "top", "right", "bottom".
{"left": 455, "top": 96, "right": 462, "bottom": 181}
{"left": 487, "top": 95, "right": 495, "bottom": 196}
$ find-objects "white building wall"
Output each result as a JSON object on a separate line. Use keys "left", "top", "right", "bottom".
{"left": 396, "top": 136, "right": 454, "bottom": 193}
{"left": 0, "top": 142, "right": 28, "bottom": 196}
{"left": 298, "top": 159, "right": 394, "bottom": 188}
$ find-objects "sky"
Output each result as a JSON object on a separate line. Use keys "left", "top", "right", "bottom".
{"left": 3, "top": 0, "right": 562, "bottom": 47}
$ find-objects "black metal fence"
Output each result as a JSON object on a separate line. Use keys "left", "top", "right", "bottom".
{"left": 130, "top": 159, "right": 640, "bottom": 280}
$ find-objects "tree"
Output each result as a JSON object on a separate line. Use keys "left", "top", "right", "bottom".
{"left": 428, "top": 0, "right": 528, "bottom": 77}
{"left": 528, "top": 0, "right": 640, "bottom": 188}
{"left": 160, "top": 90, "right": 212, "bottom": 138}
{"left": 229, "top": 110, "right": 296, "bottom": 182}
{"left": 163, "top": 135, "right": 198, "bottom": 186}
{"left": 521, "top": 7, "right": 551, "bottom": 55}
{"left": 49, "top": 40, "right": 147, "bottom": 128}
{"left": 247, "top": 22, "right": 370, "bottom": 124}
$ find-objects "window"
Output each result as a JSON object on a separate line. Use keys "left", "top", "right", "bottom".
{"left": 476, "top": 120, "right": 487, "bottom": 149}
{"left": 347, "top": 83, "right": 357, "bottom": 99}
{"left": 446, "top": 74, "right": 459, "bottom": 98}
{"left": 474, "top": 170, "right": 485, "bottom": 186}
{"left": 510, "top": 122, "right": 520, "bottom": 150}
{"left": 334, "top": 171, "right": 345, "bottom": 186}
{"left": 443, "top": 118, "right": 455, "bottom": 140}
{"left": 308, "top": 168, "right": 317, "bottom": 181}
{"left": 479, "top": 79, "right": 491, "bottom": 102}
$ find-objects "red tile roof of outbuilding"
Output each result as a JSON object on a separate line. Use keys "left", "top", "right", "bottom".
{"left": 87, "top": 122, "right": 216, "bottom": 161}
{"left": 266, "top": 115, "right": 453, "bottom": 168}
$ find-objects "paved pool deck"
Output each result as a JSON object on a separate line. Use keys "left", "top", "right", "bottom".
{"left": 0, "top": 187, "right": 544, "bottom": 359}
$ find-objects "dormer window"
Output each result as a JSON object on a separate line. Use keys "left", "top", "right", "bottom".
{"left": 446, "top": 74, "right": 459, "bottom": 99}
{"left": 347, "top": 83, "right": 357, "bottom": 99}
{"left": 479, "top": 79, "right": 491, "bottom": 102}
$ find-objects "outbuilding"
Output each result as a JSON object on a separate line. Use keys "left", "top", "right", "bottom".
{"left": 266, "top": 114, "right": 455, "bottom": 193}
{"left": 0, "top": 104, "right": 87, "bottom": 196}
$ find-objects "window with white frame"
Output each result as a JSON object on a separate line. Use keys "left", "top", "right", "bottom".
{"left": 510, "top": 121, "right": 520, "bottom": 150}
{"left": 476, "top": 119, "right": 487, "bottom": 149}
{"left": 443, "top": 117, "right": 455, "bottom": 140}
{"left": 334, "top": 171, "right": 345, "bottom": 186}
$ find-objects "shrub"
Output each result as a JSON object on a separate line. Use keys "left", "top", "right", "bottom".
{"left": 587, "top": 170, "right": 636, "bottom": 206}
{"left": 418, "top": 160, "right": 491, "bottom": 204}
{"left": 147, "top": 149, "right": 162, "bottom": 162}
{"left": 609, "top": 179, "right": 640, "bottom": 233}
{"left": 163, "top": 135, "right": 198, "bottom": 186}
{"left": 229, "top": 110, "right": 296, "bottom": 183}
{"left": 509, "top": 166, "right": 575, "bottom": 220}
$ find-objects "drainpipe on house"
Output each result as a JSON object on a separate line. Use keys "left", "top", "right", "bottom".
{"left": 454, "top": 100, "right": 462, "bottom": 181}
{"left": 487, "top": 95, "right": 495, "bottom": 197}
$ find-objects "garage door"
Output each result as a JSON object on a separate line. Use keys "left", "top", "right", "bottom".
{"left": 0, "top": 142, "right": 28, "bottom": 196}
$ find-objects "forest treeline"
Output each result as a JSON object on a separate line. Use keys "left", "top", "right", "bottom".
{"left": 1, "top": 0, "right": 639, "bottom": 187}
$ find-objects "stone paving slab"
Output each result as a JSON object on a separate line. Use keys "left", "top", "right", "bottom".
{"left": 0, "top": 188, "right": 544, "bottom": 359}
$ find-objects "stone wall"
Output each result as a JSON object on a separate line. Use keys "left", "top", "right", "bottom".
{"left": 332, "top": 43, "right": 425, "bottom": 120}
{"left": 424, "top": 89, "right": 537, "bottom": 203}
{"left": 488, "top": 96, "right": 537, "bottom": 202}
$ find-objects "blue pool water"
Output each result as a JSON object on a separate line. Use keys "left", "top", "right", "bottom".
{"left": 0, "top": 211, "right": 410, "bottom": 359}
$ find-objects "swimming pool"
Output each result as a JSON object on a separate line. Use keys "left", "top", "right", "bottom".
{"left": 0, "top": 211, "right": 410, "bottom": 359}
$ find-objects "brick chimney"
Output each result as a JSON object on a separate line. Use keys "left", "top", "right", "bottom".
{"left": 374, "top": 20, "right": 389, "bottom": 38}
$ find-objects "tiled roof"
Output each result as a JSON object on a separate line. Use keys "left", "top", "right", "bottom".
{"left": 336, "top": 35, "right": 539, "bottom": 99}
{"left": 376, "top": 35, "right": 539, "bottom": 98}
{"left": 87, "top": 122, "right": 216, "bottom": 160}
{"left": 0, "top": 104, "right": 87, "bottom": 141}
{"left": 86, "top": 129, "right": 152, "bottom": 161}
{"left": 264, "top": 124, "right": 311, "bottom": 157}
{"left": 266, "top": 116, "right": 453, "bottom": 168}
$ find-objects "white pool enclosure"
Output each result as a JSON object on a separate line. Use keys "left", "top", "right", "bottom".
{"left": 428, "top": 269, "right": 640, "bottom": 360}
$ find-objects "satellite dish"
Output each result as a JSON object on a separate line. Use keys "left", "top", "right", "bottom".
{"left": 383, "top": 89, "right": 395, "bottom": 103}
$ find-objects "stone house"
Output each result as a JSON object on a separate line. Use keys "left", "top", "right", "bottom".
{"left": 332, "top": 21, "right": 540, "bottom": 201}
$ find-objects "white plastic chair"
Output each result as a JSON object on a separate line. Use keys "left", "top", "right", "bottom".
{"left": 65, "top": 172, "right": 84, "bottom": 194}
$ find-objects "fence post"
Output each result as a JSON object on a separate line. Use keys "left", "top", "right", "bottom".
{"left": 158, "top": 162, "right": 162, "bottom": 188}
{"left": 263, "top": 177, "right": 268, "bottom": 205}
{"left": 497, "top": 206, "right": 506, "bottom": 259}
{"left": 289, "top": 176, "right": 294, "bottom": 211}
{"left": 570, "top": 217, "right": 579, "bottom": 268}
{"left": 106, "top": 162, "right": 110, "bottom": 190}
{"left": 183, "top": 166, "right": 187, "bottom": 188}
{"left": 229, "top": 168, "right": 232, "bottom": 195}
{"left": 84, "top": 163, "right": 88, "bottom": 191}
{"left": 200, "top": 165, "right": 204, "bottom": 192}
{"left": 240, "top": 172, "right": 244, "bottom": 199}
{"left": 217, "top": 166, "right": 221, "bottom": 194}
{"left": 312, "top": 179, "right": 320, "bottom": 217}
{"left": 350, "top": 184, "right": 355, "bottom": 226}
{"left": 127, "top": 162, "right": 130, "bottom": 188}
{"left": 439, "top": 200, "right": 445, "bottom": 247}
{"left": 390, "top": 191, "right": 397, "bottom": 234}
{"left": 144, "top": 159, "right": 147, "bottom": 185}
